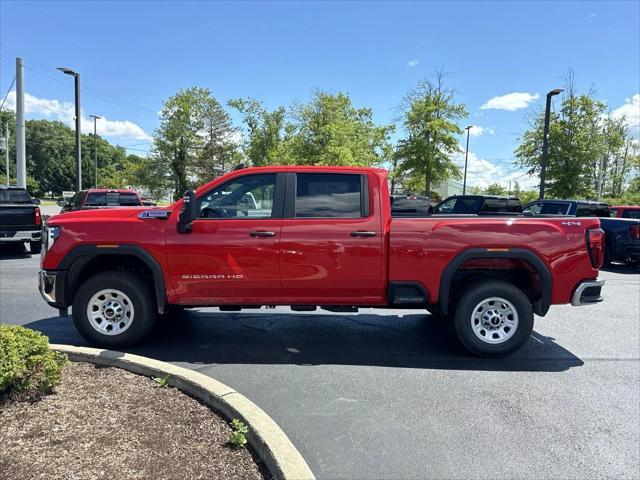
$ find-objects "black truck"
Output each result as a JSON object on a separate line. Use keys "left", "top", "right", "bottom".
{"left": 432, "top": 195, "right": 523, "bottom": 215}
{"left": 523, "top": 199, "right": 640, "bottom": 267}
{"left": 0, "top": 186, "right": 43, "bottom": 254}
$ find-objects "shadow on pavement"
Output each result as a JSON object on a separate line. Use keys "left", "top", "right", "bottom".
{"left": 25, "top": 309, "right": 584, "bottom": 373}
{"left": 0, "top": 243, "right": 33, "bottom": 260}
{"left": 601, "top": 263, "right": 639, "bottom": 275}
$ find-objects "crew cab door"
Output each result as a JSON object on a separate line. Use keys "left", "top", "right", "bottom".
{"left": 279, "top": 172, "right": 386, "bottom": 304}
{"left": 165, "top": 172, "right": 285, "bottom": 304}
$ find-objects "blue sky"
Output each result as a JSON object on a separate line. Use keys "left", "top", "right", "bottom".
{"left": 1, "top": 0, "right": 639, "bottom": 188}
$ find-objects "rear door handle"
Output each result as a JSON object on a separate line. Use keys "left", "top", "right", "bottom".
{"left": 351, "top": 231, "right": 377, "bottom": 237}
{"left": 250, "top": 231, "right": 276, "bottom": 237}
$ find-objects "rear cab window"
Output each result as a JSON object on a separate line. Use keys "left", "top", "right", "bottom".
{"left": 294, "top": 173, "right": 365, "bottom": 218}
{"left": 0, "top": 189, "right": 31, "bottom": 204}
{"left": 84, "top": 192, "right": 141, "bottom": 207}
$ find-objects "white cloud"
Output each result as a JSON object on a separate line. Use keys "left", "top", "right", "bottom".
{"left": 5, "top": 91, "right": 152, "bottom": 141}
{"left": 468, "top": 126, "right": 494, "bottom": 137}
{"left": 454, "top": 152, "right": 503, "bottom": 188}
{"left": 407, "top": 60, "right": 419, "bottom": 67}
{"left": 453, "top": 152, "right": 538, "bottom": 191}
{"left": 480, "top": 92, "right": 540, "bottom": 111}
{"left": 611, "top": 93, "right": 640, "bottom": 136}
{"left": 587, "top": 12, "right": 596, "bottom": 18}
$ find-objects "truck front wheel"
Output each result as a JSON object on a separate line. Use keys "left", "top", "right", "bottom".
{"left": 453, "top": 281, "right": 533, "bottom": 358}
{"left": 72, "top": 271, "right": 157, "bottom": 348}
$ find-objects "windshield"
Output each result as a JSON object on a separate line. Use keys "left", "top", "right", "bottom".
{"left": 0, "top": 189, "right": 32, "bottom": 204}
{"left": 523, "top": 202, "right": 570, "bottom": 215}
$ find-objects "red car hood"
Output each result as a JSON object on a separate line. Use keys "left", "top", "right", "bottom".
{"left": 48, "top": 206, "right": 172, "bottom": 223}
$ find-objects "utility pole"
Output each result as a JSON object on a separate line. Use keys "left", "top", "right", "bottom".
{"left": 4, "top": 122, "right": 9, "bottom": 186}
{"left": 90, "top": 115, "right": 101, "bottom": 187}
{"left": 57, "top": 67, "right": 81, "bottom": 191}
{"left": 539, "top": 88, "right": 563, "bottom": 199}
{"left": 596, "top": 127, "right": 607, "bottom": 201}
{"left": 15, "top": 58, "right": 26, "bottom": 188}
{"left": 462, "top": 125, "right": 473, "bottom": 194}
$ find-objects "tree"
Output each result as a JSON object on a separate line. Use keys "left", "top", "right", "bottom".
{"left": 484, "top": 183, "right": 507, "bottom": 195}
{"left": 396, "top": 70, "right": 468, "bottom": 195}
{"left": 229, "top": 98, "right": 286, "bottom": 166}
{"left": 196, "top": 96, "right": 239, "bottom": 183}
{"left": 515, "top": 74, "right": 607, "bottom": 199}
{"left": 284, "top": 91, "right": 393, "bottom": 167}
{"left": 154, "top": 87, "right": 210, "bottom": 199}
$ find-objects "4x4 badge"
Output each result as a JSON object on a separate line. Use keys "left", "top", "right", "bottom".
{"left": 561, "top": 221, "right": 582, "bottom": 226}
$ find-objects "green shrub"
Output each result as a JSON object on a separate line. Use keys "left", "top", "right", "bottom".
{"left": 0, "top": 325, "right": 68, "bottom": 401}
{"left": 228, "top": 419, "right": 249, "bottom": 448}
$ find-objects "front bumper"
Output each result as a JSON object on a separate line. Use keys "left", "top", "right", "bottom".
{"left": 571, "top": 280, "right": 605, "bottom": 306}
{"left": 39, "top": 270, "right": 68, "bottom": 310}
{"left": 0, "top": 229, "right": 41, "bottom": 242}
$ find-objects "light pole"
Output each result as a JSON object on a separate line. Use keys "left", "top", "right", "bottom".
{"left": 57, "top": 67, "right": 81, "bottom": 191}
{"left": 539, "top": 88, "right": 563, "bottom": 199}
{"left": 462, "top": 125, "right": 473, "bottom": 194}
{"left": 90, "top": 115, "right": 101, "bottom": 187}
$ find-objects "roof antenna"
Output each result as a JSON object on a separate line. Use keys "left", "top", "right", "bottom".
{"left": 233, "top": 163, "right": 246, "bottom": 171}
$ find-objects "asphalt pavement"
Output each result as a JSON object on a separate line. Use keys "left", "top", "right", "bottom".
{"left": 0, "top": 243, "right": 638, "bottom": 479}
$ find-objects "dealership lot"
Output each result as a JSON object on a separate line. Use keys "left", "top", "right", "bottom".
{"left": 0, "top": 246, "right": 638, "bottom": 479}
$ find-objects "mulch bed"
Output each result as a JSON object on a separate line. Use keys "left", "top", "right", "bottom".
{"left": 0, "top": 362, "right": 268, "bottom": 480}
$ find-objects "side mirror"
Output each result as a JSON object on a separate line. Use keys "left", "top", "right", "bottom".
{"left": 32, "top": 198, "right": 41, "bottom": 205}
{"left": 177, "top": 190, "right": 197, "bottom": 233}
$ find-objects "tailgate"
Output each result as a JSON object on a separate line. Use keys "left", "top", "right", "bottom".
{"left": 0, "top": 205, "right": 37, "bottom": 227}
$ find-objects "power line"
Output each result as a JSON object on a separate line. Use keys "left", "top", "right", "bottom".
{"left": 0, "top": 45, "right": 157, "bottom": 115}
{"left": 0, "top": 76, "right": 16, "bottom": 111}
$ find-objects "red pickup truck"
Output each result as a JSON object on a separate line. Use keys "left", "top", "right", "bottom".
{"left": 39, "top": 166, "right": 605, "bottom": 357}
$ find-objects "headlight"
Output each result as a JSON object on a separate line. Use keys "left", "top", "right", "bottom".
{"left": 43, "top": 225, "right": 61, "bottom": 254}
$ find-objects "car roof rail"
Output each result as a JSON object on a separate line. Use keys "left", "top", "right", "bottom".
{"left": 233, "top": 163, "right": 246, "bottom": 171}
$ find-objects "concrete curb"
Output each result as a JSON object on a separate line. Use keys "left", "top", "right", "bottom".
{"left": 50, "top": 344, "right": 315, "bottom": 480}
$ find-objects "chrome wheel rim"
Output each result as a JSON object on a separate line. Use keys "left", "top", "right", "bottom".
{"left": 86, "top": 289, "right": 134, "bottom": 336}
{"left": 471, "top": 297, "right": 519, "bottom": 344}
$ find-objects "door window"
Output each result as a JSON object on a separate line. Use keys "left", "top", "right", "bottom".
{"left": 622, "top": 209, "right": 640, "bottom": 219}
{"left": 198, "top": 174, "right": 277, "bottom": 219}
{"left": 294, "top": 173, "right": 363, "bottom": 218}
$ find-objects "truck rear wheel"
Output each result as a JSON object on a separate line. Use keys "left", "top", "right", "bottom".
{"left": 72, "top": 271, "right": 157, "bottom": 348}
{"left": 453, "top": 281, "right": 533, "bottom": 357}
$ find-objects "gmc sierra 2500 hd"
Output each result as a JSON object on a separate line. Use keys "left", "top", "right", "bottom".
{"left": 39, "top": 166, "right": 605, "bottom": 357}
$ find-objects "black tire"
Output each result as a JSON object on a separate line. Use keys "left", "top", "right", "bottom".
{"left": 453, "top": 281, "right": 533, "bottom": 358}
{"left": 30, "top": 240, "right": 42, "bottom": 254}
{"left": 72, "top": 271, "right": 157, "bottom": 348}
{"left": 603, "top": 240, "right": 612, "bottom": 268}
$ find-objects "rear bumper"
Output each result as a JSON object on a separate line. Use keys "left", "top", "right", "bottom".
{"left": 0, "top": 229, "right": 41, "bottom": 242}
{"left": 571, "top": 280, "right": 605, "bottom": 306}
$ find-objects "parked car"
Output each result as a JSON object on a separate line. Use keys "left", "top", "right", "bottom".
{"left": 391, "top": 194, "right": 431, "bottom": 217}
{"left": 432, "top": 195, "right": 522, "bottom": 215}
{"left": 523, "top": 199, "right": 640, "bottom": 266}
{"left": 40, "top": 166, "right": 605, "bottom": 357}
{"left": 60, "top": 189, "right": 143, "bottom": 213}
{"left": 0, "top": 186, "right": 42, "bottom": 254}
{"left": 610, "top": 205, "right": 640, "bottom": 219}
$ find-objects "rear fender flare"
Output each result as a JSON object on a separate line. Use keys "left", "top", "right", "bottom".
{"left": 438, "top": 248, "right": 552, "bottom": 316}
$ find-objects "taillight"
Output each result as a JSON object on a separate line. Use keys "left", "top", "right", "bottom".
{"left": 34, "top": 207, "right": 42, "bottom": 226}
{"left": 586, "top": 227, "right": 605, "bottom": 269}
{"left": 630, "top": 225, "right": 640, "bottom": 240}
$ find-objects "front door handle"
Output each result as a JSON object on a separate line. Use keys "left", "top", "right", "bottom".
{"left": 351, "top": 231, "right": 377, "bottom": 237}
{"left": 250, "top": 231, "right": 276, "bottom": 237}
